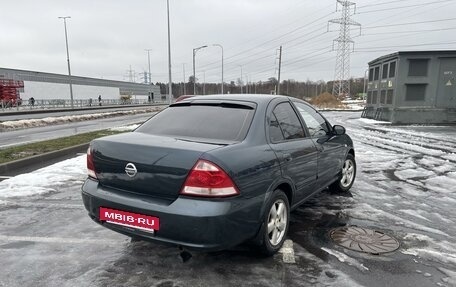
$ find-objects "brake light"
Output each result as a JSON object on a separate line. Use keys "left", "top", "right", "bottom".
{"left": 180, "top": 160, "right": 239, "bottom": 197}
{"left": 87, "top": 147, "right": 97, "bottom": 179}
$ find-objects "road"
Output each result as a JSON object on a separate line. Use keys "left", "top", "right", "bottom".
{"left": 0, "top": 111, "right": 455, "bottom": 287}
{"left": 0, "top": 113, "right": 155, "bottom": 149}
{"left": 0, "top": 105, "right": 164, "bottom": 121}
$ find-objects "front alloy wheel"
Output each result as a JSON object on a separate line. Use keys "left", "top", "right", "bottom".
{"left": 340, "top": 158, "right": 355, "bottom": 188}
{"left": 330, "top": 153, "right": 356, "bottom": 192}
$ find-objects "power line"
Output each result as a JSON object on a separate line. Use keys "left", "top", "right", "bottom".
{"left": 356, "top": 40, "right": 456, "bottom": 50}
{"left": 364, "top": 17, "right": 456, "bottom": 29}
{"left": 196, "top": 12, "right": 336, "bottom": 71}
{"left": 358, "top": 0, "right": 417, "bottom": 9}
{"left": 360, "top": 26, "right": 456, "bottom": 35}
{"left": 357, "top": 0, "right": 454, "bottom": 14}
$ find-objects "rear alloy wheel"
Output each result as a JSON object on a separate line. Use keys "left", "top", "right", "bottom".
{"left": 330, "top": 153, "right": 356, "bottom": 192}
{"left": 259, "top": 190, "right": 290, "bottom": 256}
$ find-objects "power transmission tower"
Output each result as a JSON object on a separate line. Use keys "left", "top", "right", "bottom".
{"left": 328, "top": 0, "right": 360, "bottom": 98}
{"left": 125, "top": 65, "right": 136, "bottom": 82}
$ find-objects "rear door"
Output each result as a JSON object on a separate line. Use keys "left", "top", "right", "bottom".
{"left": 267, "top": 99, "right": 318, "bottom": 204}
{"left": 292, "top": 101, "right": 346, "bottom": 186}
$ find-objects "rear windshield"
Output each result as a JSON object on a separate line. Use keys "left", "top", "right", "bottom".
{"left": 136, "top": 103, "right": 255, "bottom": 143}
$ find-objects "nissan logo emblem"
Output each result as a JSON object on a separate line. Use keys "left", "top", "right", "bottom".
{"left": 125, "top": 163, "right": 137, "bottom": 178}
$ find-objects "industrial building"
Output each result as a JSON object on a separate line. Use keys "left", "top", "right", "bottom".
{"left": 362, "top": 51, "right": 456, "bottom": 124}
{"left": 0, "top": 67, "right": 162, "bottom": 105}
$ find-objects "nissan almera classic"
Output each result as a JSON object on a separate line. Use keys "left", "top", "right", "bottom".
{"left": 81, "top": 94, "right": 356, "bottom": 255}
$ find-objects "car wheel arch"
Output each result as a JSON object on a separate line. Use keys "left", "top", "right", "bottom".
{"left": 261, "top": 179, "right": 294, "bottom": 215}
{"left": 250, "top": 179, "right": 294, "bottom": 247}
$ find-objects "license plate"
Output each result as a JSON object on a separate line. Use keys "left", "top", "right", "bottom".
{"left": 99, "top": 207, "right": 159, "bottom": 232}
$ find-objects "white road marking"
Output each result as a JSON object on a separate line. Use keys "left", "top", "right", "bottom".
{"left": 0, "top": 235, "right": 122, "bottom": 245}
{"left": 0, "top": 176, "right": 12, "bottom": 179}
{"left": 279, "top": 239, "right": 296, "bottom": 264}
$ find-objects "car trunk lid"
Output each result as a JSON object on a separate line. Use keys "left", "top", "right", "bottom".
{"left": 91, "top": 132, "right": 222, "bottom": 201}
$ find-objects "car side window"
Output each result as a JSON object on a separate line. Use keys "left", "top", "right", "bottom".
{"left": 293, "top": 102, "right": 330, "bottom": 138}
{"left": 269, "top": 113, "right": 285, "bottom": 142}
{"left": 269, "top": 102, "right": 305, "bottom": 142}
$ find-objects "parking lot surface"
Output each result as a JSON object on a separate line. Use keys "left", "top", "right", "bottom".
{"left": 0, "top": 111, "right": 455, "bottom": 287}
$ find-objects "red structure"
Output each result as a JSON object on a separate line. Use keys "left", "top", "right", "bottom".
{"left": 0, "top": 79, "right": 23, "bottom": 106}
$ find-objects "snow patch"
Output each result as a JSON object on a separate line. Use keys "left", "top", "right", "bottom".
{"left": 438, "top": 268, "right": 456, "bottom": 287}
{"left": 108, "top": 124, "right": 140, "bottom": 132}
{"left": 425, "top": 175, "right": 456, "bottom": 194}
{"left": 398, "top": 209, "right": 431, "bottom": 222}
{"left": 394, "top": 168, "right": 434, "bottom": 180}
{"left": 443, "top": 153, "right": 456, "bottom": 162}
{"left": 0, "top": 155, "right": 86, "bottom": 198}
{"left": 321, "top": 247, "right": 369, "bottom": 272}
{"left": 0, "top": 108, "right": 161, "bottom": 130}
{"left": 402, "top": 233, "right": 456, "bottom": 267}
{"left": 348, "top": 203, "right": 449, "bottom": 237}
{"left": 357, "top": 118, "right": 390, "bottom": 124}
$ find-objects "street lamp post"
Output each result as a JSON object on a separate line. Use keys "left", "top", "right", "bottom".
{"left": 182, "top": 63, "right": 186, "bottom": 95}
{"left": 212, "top": 44, "right": 224, "bottom": 94}
{"left": 239, "top": 65, "right": 243, "bottom": 94}
{"left": 145, "top": 49, "right": 152, "bottom": 103}
{"left": 58, "top": 16, "right": 74, "bottom": 109}
{"left": 166, "top": 0, "right": 172, "bottom": 104}
{"left": 192, "top": 45, "right": 207, "bottom": 95}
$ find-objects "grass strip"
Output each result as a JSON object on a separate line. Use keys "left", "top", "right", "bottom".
{"left": 0, "top": 130, "right": 125, "bottom": 164}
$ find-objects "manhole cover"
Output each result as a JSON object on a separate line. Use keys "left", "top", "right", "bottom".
{"left": 330, "top": 226, "right": 399, "bottom": 254}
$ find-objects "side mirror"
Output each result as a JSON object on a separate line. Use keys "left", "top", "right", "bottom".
{"left": 333, "top": 125, "right": 346, "bottom": 135}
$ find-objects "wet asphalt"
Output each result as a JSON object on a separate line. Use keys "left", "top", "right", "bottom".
{"left": 0, "top": 111, "right": 455, "bottom": 287}
{"left": 0, "top": 113, "right": 154, "bottom": 149}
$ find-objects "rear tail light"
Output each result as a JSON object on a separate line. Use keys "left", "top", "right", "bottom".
{"left": 180, "top": 160, "right": 239, "bottom": 197}
{"left": 87, "top": 147, "right": 97, "bottom": 179}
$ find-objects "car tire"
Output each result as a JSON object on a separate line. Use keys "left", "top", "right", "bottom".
{"left": 330, "top": 153, "right": 356, "bottom": 192}
{"left": 259, "top": 189, "right": 290, "bottom": 256}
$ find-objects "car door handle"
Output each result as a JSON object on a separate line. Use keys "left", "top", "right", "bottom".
{"left": 282, "top": 153, "right": 292, "bottom": 162}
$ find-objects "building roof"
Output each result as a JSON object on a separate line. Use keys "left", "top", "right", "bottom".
{"left": 368, "top": 50, "right": 456, "bottom": 65}
{"left": 0, "top": 67, "right": 159, "bottom": 95}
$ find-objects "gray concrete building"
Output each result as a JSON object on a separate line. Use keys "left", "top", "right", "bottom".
{"left": 0, "top": 67, "right": 162, "bottom": 103}
{"left": 362, "top": 51, "right": 456, "bottom": 124}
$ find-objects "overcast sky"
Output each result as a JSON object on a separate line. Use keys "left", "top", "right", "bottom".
{"left": 1, "top": 0, "right": 455, "bottom": 84}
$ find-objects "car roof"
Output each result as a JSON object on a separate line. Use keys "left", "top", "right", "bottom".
{"left": 183, "top": 94, "right": 290, "bottom": 105}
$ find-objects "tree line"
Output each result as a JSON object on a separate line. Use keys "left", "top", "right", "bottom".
{"left": 154, "top": 77, "right": 366, "bottom": 99}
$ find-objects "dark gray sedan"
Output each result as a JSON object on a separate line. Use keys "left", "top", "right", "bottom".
{"left": 82, "top": 94, "right": 356, "bottom": 255}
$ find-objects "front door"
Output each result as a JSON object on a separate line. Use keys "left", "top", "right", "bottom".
{"left": 292, "top": 101, "right": 345, "bottom": 186}
{"left": 436, "top": 58, "right": 456, "bottom": 108}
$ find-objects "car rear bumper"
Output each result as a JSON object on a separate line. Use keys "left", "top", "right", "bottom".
{"left": 81, "top": 178, "right": 263, "bottom": 251}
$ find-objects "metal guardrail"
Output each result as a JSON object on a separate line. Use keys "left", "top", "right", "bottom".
{"left": 1, "top": 99, "right": 166, "bottom": 112}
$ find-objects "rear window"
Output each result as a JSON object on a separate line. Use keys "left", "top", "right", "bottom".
{"left": 136, "top": 103, "right": 255, "bottom": 143}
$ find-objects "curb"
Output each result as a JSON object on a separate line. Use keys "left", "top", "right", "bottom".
{"left": 319, "top": 109, "right": 364, "bottom": 112}
{"left": 0, "top": 143, "right": 89, "bottom": 175}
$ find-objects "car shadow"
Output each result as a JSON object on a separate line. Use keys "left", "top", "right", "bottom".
{"left": 92, "top": 189, "right": 357, "bottom": 286}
